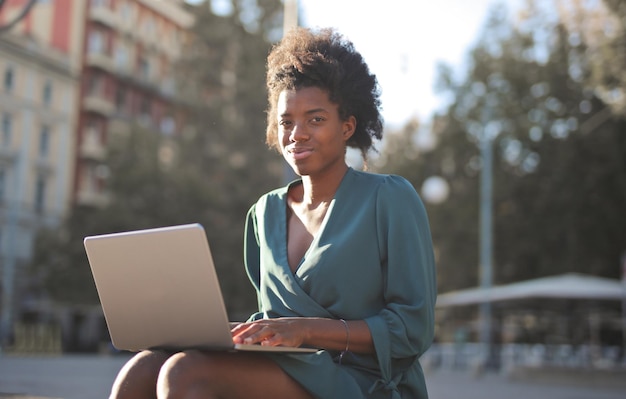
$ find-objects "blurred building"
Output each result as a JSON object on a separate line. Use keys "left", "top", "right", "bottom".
{"left": 0, "top": 0, "right": 194, "bottom": 351}
{"left": 75, "top": 0, "right": 193, "bottom": 207}
{"left": 0, "top": 0, "right": 82, "bottom": 349}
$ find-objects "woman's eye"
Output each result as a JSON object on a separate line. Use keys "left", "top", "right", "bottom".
{"left": 311, "top": 117, "right": 325, "bottom": 123}
{"left": 279, "top": 120, "right": 292, "bottom": 128}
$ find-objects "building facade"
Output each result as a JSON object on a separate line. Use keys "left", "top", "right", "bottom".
{"left": 0, "top": 0, "right": 82, "bottom": 346}
{"left": 76, "top": 0, "right": 193, "bottom": 207}
{"left": 0, "top": 0, "right": 193, "bottom": 350}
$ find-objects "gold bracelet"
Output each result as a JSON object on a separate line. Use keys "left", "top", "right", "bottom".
{"left": 339, "top": 318, "right": 350, "bottom": 364}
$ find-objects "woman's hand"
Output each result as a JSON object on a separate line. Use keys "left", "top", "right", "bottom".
{"left": 231, "top": 318, "right": 307, "bottom": 348}
{"left": 231, "top": 318, "right": 374, "bottom": 353}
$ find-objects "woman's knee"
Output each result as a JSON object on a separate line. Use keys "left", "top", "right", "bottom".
{"left": 157, "top": 350, "right": 220, "bottom": 397}
{"left": 110, "top": 350, "right": 171, "bottom": 399}
{"left": 126, "top": 350, "right": 172, "bottom": 377}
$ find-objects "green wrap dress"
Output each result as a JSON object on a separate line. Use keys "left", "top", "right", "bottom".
{"left": 243, "top": 168, "right": 437, "bottom": 399}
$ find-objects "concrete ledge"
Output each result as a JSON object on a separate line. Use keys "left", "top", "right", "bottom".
{"left": 0, "top": 395, "right": 60, "bottom": 399}
{"left": 506, "top": 365, "right": 626, "bottom": 390}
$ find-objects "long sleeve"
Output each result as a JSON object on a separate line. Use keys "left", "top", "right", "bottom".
{"left": 243, "top": 204, "right": 264, "bottom": 321}
{"left": 364, "top": 175, "right": 437, "bottom": 395}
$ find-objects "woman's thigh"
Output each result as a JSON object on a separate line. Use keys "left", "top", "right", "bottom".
{"left": 157, "top": 350, "right": 314, "bottom": 399}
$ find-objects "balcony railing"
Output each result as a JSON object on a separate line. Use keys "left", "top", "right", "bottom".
{"left": 76, "top": 189, "right": 110, "bottom": 208}
{"left": 83, "top": 96, "right": 115, "bottom": 116}
{"left": 0, "top": 147, "right": 17, "bottom": 163}
{"left": 85, "top": 52, "right": 115, "bottom": 73}
{"left": 79, "top": 139, "right": 107, "bottom": 160}
{"left": 89, "top": 6, "right": 117, "bottom": 28}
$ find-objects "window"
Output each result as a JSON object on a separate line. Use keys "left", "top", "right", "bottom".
{"left": 138, "top": 56, "right": 150, "bottom": 79}
{"left": 42, "top": 80, "right": 53, "bottom": 107}
{"left": 88, "top": 74, "right": 103, "bottom": 96}
{"left": 85, "top": 120, "right": 101, "bottom": 145}
{"left": 34, "top": 175, "right": 47, "bottom": 213}
{"left": 0, "top": 169, "right": 5, "bottom": 202}
{"left": 39, "top": 125, "right": 51, "bottom": 158}
{"left": 161, "top": 76, "right": 176, "bottom": 96}
{"left": 119, "top": 2, "right": 132, "bottom": 23}
{"left": 115, "top": 87, "right": 126, "bottom": 112}
{"left": 140, "top": 97, "right": 151, "bottom": 115}
{"left": 1, "top": 113, "right": 11, "bottom": 147}
{"left": 114, "top": 43, "right": 129, "bottom": 69}
{"left": 88, "top": 30, "right": 105, "bottom": 55}
{"left": 144, "top": 17, "right": 155, "bottom": 37}
{"left": 90, "top": 0, "right": 110, "bottom": 8}
{"left": 3, "top": 66, "right": 14, "bottom": 92}
{"left": 160, "top": 116, "right": 175, "bottom": 136}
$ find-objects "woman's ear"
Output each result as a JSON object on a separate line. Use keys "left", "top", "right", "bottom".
{"left": 342, "top": 116, "right": 357, "bottom": 141}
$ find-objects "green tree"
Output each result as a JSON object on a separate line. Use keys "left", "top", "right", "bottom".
{"left": 556, "top": 0, "right": 626, "bottom": 115}
{"left": 174, "top": 0, "right": 285, "bottom": 318}
{"left": 377, "top": 1, "right": 626, "bottom": 293}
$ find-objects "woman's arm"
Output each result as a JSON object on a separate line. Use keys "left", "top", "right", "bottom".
{"left": 365, "top": 175, "right": 437, "bottom": 359}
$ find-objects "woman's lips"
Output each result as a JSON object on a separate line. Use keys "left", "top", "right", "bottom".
{"left": 287, "top": 147, "right": 313, "bottom": 160}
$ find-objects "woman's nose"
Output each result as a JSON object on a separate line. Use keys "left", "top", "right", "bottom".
{"left": 289, "top": 122, "right": 309, "bottom": 142}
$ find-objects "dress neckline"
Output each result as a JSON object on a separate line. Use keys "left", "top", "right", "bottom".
{"left": 283, "top": 168, "right": 354, "bottom": 276}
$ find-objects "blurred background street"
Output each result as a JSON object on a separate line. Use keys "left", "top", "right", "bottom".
{"left": 1, "top": 353, "right": 625, "bottom": 399}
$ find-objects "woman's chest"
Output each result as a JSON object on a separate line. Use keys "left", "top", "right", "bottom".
{"left": 286, "top": 202, "right": 330, "bottom": 273}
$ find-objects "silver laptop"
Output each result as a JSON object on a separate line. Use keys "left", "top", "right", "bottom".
{"left": 84, "top": 223, "right": 317, "bottom": 353}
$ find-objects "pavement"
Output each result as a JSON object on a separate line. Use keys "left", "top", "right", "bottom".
{"left": 0, "top": 354, "right": 625, "bottom": 399}
{"left": 0, "top": 354, "right": 129, "bottom": 399}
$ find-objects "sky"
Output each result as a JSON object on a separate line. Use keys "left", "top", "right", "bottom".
{"left": 188, "top": 0, "right": 509, "bottom": 127}
{"left": 298, "top": 0, "right": 504, "bottom": 127}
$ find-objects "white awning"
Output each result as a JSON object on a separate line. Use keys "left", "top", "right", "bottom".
{"left": 436, "top": 273, "right": 626, "bottom": 308}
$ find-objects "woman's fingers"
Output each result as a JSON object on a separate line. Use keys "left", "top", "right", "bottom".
{"left": 232, "top": 321, "right": 271, "bottom": 344}
{"left": 232, "top": 319, "right": 303, "bottom": 347}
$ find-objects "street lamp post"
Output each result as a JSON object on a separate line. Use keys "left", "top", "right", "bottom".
{"left": 479, "top": 98, "right": 497, "bottom": 370}
{"left": 283, "top": 0, "right": 298, "bottom": 33}
{"left": 281, "top": 0, "right": 298, "bottom": 184}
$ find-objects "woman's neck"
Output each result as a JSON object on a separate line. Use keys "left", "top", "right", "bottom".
{"left": 298, "top": 164, "right": 349, "bottom": 206}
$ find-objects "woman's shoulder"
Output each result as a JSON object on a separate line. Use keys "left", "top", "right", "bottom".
{"left": 259, "top": 185, "right": 288, "bottom": 201}
{"left": 349, "top": 168, "right": 417, "bottom": 195}
{"left": 251, "top": 179, "right": 300, "bottom": 212}
{"left": 346, "top": 169, "right": 425, "bottom": 216}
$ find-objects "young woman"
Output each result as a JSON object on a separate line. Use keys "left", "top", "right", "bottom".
{"left": 110, "top": 27, "right": 436, "bottom": 399}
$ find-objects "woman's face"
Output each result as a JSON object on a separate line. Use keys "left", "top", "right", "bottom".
{"left": 276, "top": 86, "right": 355, "bottom": 178}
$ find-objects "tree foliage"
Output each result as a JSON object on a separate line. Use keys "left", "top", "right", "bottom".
{"left": 556, "top": 0, "right": 626, "bottom": 115}
{"left": 376, "top": 1, "right": 626, "bottom": 293}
